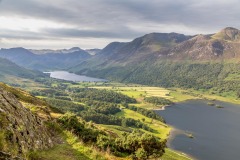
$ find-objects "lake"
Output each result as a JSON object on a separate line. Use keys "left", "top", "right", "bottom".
{"left": 45, "top": 71, "right": 108, "bottom": 82}
{"left": 155, "top": 100, "right": 240, "bottom": 160}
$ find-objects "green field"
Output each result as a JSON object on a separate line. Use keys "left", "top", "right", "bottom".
{"left": 116, "top": 109, "right": 170, "bottom": 139}
{"left": 162, "top": 149, "right": 193, "bottom": 160}
{"left": 92, "top": 86, "right": 171, "bottom": 98}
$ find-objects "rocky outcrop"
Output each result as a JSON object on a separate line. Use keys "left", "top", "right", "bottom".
{"left": 212, "top": 27, "right": 240, "bottom": 42}
{"left": 0, "top": 151, "right": 22, "bottom": 160}
{"left": 0, "top": 87, "right": 56, "bottom": 158}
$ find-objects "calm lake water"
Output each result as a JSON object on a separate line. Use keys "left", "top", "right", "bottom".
{"left": 45, "top": 71, "right": 107, "bottom": 82}
{"left": 155, "top": 100, "right": 240, "bottom": 160}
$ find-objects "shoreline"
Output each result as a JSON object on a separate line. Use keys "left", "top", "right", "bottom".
{"left": 156, "top": 98, "right": 240, "bottom": 160}
{"left": 153, "top": 105, "right": 166, "bottom": 111}
{"left": 155, "top": 104, "right": 196, "bottom": 160}
{"left": 166, "top": 126, "right": 196, "bottom": 160}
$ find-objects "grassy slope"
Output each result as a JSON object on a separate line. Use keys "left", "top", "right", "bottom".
{"left": 35, "top": 131, "right": 110, "bottom": 160}
{"left": 171, "top": 88, "right": 240, "bottom": 104}
{"left": 0, "top": 58, "right": 44, "bottom": 81}
{"left": 162, "top": 149, "right": 192, "bottom": 160}
{"left": 116, "top": 109, "right": 169, "bottom": 139}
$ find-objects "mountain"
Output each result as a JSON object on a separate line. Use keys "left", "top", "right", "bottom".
{"left": 70, "top": 32, "right": 192, "bottom": 72}
{"left": 212, "top": 27, "right": 240, "bottom": 42}
{"left": 30, "top": 47, "right": 85, "bottom": 54}
{"left": 0, "top": 57, "right": 45, "bottom": 80}
{"left": 99, "top": 32, "right": 192, "bottom": 63}
{"left": 0, "top": 47, "right": 36, "bottom": 67}
{"left": 70, "top": 27, "right": 240, "bottom": 97}
{"left": 165, "top": 28, "right": 240, "bottom": 60}
{"left": 0, "top": 47, "right": 91, "bottom": 71}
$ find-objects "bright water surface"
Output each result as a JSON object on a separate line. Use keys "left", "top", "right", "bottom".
{"left": 45, "top": 71, "right": 107, "bottom": 82}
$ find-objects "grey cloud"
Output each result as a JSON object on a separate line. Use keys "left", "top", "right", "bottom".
{"left": 0, "top": 0, "right": 240, "bottom": 48}
{"left": 105, "top": 0, "right": 240, "bottom": 30}
{"left": 41, "top": 27, "right": 143, "bottom": 39}
{"left": 0, "top": 29, "right": 52, "bottom": 40}
{"left": 1, "top": 0, "right": 240, "bottom": 30}
{"left": 6, "top": 1, "right": 240, "bottom": 28}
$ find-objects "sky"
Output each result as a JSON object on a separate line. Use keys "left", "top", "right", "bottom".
{"left": 0, "top": 0, "right": 239, "bottom": 49}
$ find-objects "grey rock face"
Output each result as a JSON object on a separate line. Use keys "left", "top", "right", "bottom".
{"left": 0, "top": 87, "right": 55, "bottom": 158}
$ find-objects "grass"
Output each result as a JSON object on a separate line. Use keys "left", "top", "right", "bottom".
{"left": 131, "top": 103, "right": 160, "bottom": 110}
{"left": 184, "top": 88, "right": 240, "bottom": 104}
{"left": 1, "top": 75, "right": 44, "bottom": 90}
{"left": 29, "top": 143, "right": 91, "bottom": 160}
{"left": 92, "top": 85, "right": 174, "bottom": 110}
{"left": 64, "top": 131, "right": 106, "bottom": 160}
{"left": 33, "top": 131, "right": 106, "bottom": 160}
{"left": 116, "top": 108, "right": 170, "bottom": 140}
{"left": 92, "top": 86, "right": 171, "bottom": 99}
{"left": 169, "top": 89, "right": 199, "bottom": 102}
{"left": 34, "top": 130, "right": 131, "bottom": 160}
{"left": 169, "top": 88, "right": 240, "bottom": 105}
{"left": 162, "top": 148, "right": 192, "bottom": 160}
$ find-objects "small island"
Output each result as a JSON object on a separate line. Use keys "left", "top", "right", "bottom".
{"left": 185, "top": 131, "right": 194, "bottom": 139}
{"left": 207, "top": 102, "right": 215, "bottom": 106}
{"left": 207, "top": 102, "right": 224, "bottom": 109}
{"left": 216, "top": 105, "right": 224, "bottom": 109}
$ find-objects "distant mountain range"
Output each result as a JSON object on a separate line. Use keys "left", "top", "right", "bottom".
{"left": 0, "top": 57, "right": 45, "bottom": 81}
{"left": 30, "top": 47, "right": 85, "bottom": 55}
{"left": 0, "top": 47, "right": 93, "bottom": 71}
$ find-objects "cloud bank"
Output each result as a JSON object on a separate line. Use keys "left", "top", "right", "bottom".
{"left": 0, "top": 0, "right": 239, "bottom": 49}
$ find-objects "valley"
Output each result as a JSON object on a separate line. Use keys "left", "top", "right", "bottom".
{"left": 1, "top": 27, "right": 240, "bottom": 160}
{"left": 1, "top": 70, "right": 239, "bottom": 159}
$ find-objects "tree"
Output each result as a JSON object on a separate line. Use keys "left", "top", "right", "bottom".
{"left": 139, "top": 133, "right": 166, "bottom": 159}
{"left": 237, "top": 90, "right": 240, "bottom": 98}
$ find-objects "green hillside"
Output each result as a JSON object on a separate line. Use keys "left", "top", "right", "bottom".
{"left": 0, "top": 58, "right": 45, "bottom": 80}
{"left": 70, "top": 28, "right": 240, "bottom": 98}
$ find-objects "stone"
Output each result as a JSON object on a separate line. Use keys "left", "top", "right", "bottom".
{"left": 0, "top": 87, "right": 56, "bottom": 158}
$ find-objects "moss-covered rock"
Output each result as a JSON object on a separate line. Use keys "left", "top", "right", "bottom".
{"left": 0, "top": 87, "right": 56, "bottom": 158}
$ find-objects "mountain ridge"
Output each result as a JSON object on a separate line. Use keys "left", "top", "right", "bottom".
{"left": 0, "top": 57, "right": 45, "bottom": 80}
{"left": 69, "top": 27, "right": 240, "bottom": 97}
{"left": 212, "top": 27, "right": 240, "bottom": 42}
{"left": 0, "top": 47, "right": 91, "bottom": 71}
